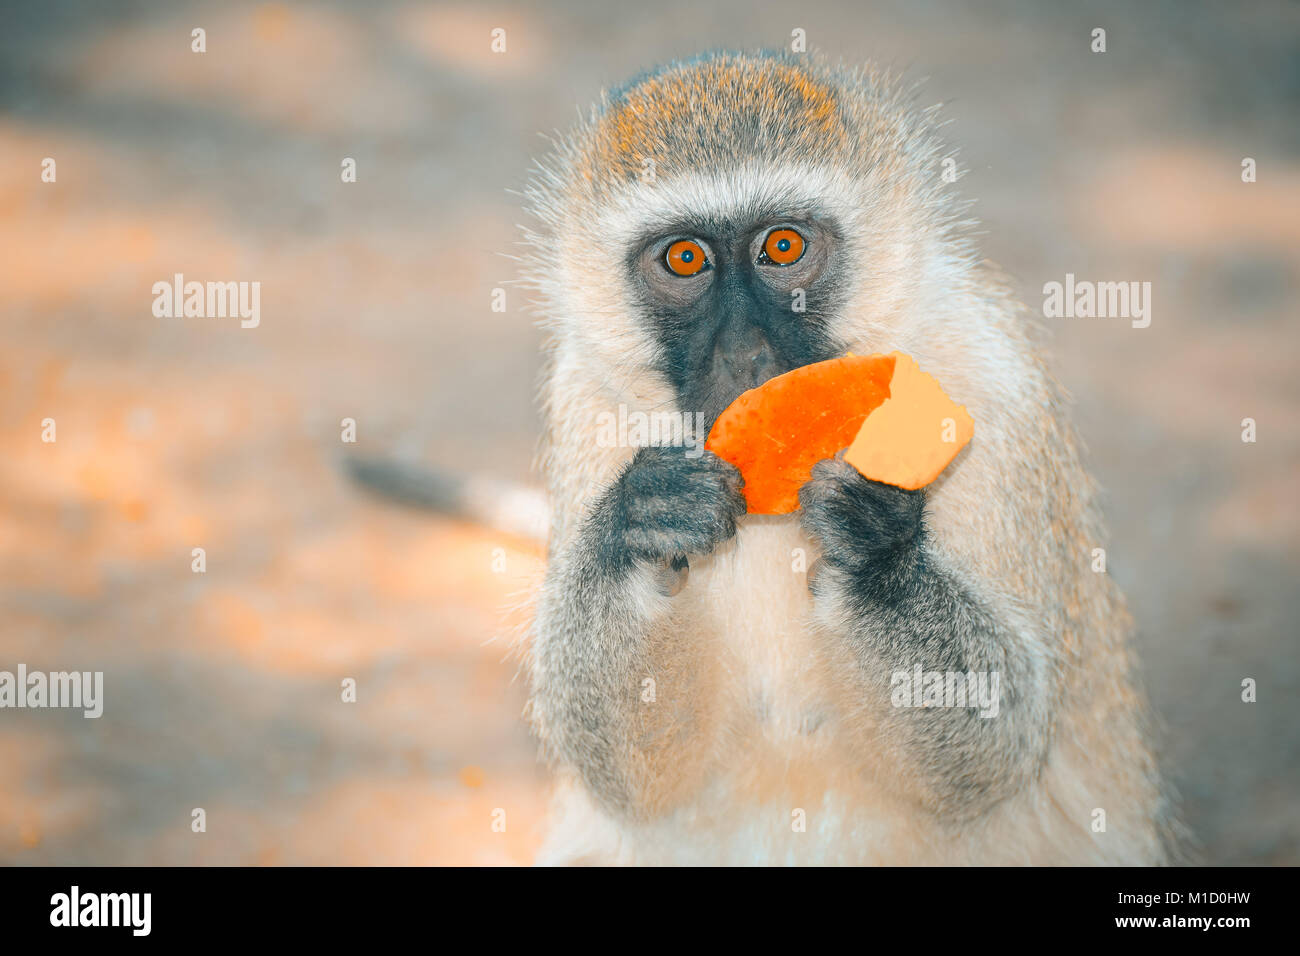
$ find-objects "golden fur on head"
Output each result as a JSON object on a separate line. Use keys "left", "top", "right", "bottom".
{"left": 589, "top": 55, "right": 848, "bottom": 188}
{"left": 523, "top": 52, "right": 967, "bottom": 267}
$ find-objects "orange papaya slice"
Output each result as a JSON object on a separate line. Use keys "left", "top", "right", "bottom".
{"left": 844, "top": 352, "right": 974, "bottom": 491}
{"left": 705, "top": 351, "right": 974, "bottom": 513}
{"left": 705, "top": 354, "right": 895, "bottom": 514}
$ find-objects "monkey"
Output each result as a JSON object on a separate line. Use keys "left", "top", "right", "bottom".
{"left": 519, "top": 51, "right": 1181, "bottom": 865}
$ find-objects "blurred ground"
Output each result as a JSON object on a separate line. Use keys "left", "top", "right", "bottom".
{"left": 1, "top": 0, "right": 1297, "bottom": 864}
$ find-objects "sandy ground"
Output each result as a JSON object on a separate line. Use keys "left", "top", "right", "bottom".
{"left": 1, "top": 0, "right": 1297, "bottom": 865}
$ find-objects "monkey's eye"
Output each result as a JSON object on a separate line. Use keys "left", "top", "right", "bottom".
{"left": 761, "top": 228, "right": 805, "bottom": 266}
{"left": 665, "top": 239, "right": 709, "bottom": 276}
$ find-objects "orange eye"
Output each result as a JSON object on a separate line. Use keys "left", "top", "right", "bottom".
{"left": 666, "top": 239, "right": 708, "bottom": 276}
{"left": 763, "top": 228, "right": 805, "bottom": 265}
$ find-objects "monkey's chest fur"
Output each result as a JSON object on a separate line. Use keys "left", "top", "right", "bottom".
{"left": 693, "top": 516, "right": 838, "bottom": 744}
{"left": 629, "top": 517, "right": 937, "bottom": 864}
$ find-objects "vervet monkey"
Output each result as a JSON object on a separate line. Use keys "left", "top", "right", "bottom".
{"left": 521, "top": 52, "right": 1178, "bottom": 865}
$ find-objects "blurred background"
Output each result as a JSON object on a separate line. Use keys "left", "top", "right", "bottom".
{"left": 1, "top": 0, "right": 1296, "bottom": 865}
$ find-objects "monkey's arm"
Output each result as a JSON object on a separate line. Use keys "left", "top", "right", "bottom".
{"left": 531, "top": 446, "right": 745, "bottom": 818}
{"left": 799, "top": 458, "right": 1054, "bottom": 819}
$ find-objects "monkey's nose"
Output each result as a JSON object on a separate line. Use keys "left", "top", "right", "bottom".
{"left": 718, "top": 341, "right": 777, "bottom": 390}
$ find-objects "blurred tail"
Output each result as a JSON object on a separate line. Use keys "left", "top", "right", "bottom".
{"left": 344, "top": 457, "right": 548, "bottom": 543}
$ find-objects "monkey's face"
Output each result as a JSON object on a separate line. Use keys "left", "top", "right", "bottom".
{"left": 526, "top": 53, "right": 960, "bottom": 436}
{"left": 627, "top": 211, "right": 849, "bottom": 430}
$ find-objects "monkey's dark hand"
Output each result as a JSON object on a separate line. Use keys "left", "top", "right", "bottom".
{"left": 599, "top": 445, "right": 747, "bottom": 565}
{"left": 798, "top": 456, "right": 925, "bottom": 588}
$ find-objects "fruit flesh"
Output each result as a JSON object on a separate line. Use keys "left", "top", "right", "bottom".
{"left": 704, "top": 351, "right": 975, "bottom": 513}
{"left": 845, "top": 352, "right": 974, "bottom": 491}
{"left": 705, "top": 354, "right": 895, "bottom": 514}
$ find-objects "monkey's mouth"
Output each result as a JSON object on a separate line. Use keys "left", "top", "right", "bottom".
{"left": 695, "top": 351, "right": 836, "bottom": 434}
{"left": 695, "top": 375, "right": 777, "bottom": 437}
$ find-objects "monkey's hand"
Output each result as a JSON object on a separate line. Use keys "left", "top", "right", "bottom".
{"left": 532, "top": 445, "right": 744, "bottom": 816}
{"left": 599, "top": 445, "right": 747, "bottom": 566}
{"left": 798, "top": 455, "right": 925, "bottom": 588}
{"left": 797, "top": 455, "right": 1051, "bottom": 818}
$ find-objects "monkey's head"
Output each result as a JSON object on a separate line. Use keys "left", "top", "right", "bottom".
{"left": 524, "top": 51, "right": 974, "bottom": 432}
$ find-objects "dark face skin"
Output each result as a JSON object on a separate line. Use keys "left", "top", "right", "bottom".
{"left": 628, "top": 210, "right": 849, "bottom": 430}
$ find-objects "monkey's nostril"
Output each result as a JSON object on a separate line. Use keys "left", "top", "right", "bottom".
{"left": 719, "top": 343, "right": 777, "bottom": 384}
{"left": 744, "top": 349, "right": 783, "bottom": 393}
